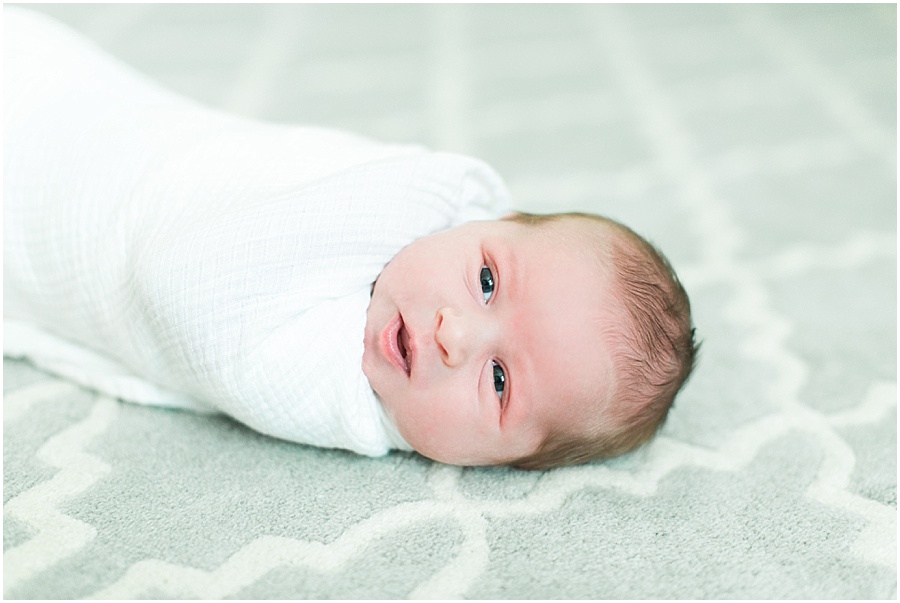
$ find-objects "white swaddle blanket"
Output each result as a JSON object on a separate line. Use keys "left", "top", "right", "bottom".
{"left": 3, "top": 8, "right": 511, "bottom": 456}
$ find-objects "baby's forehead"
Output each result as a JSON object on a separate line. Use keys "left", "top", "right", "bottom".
{"left": 525, "top": 216, "right": 621, "bottom": 275}
{"left": 512, "top": 234, "right": 621, "bottom": 427}
{"left": 551, "top": 214, "right": 621, "bottom": 242}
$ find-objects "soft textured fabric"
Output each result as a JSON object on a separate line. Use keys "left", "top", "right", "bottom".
{"left": 3, "top": 7, "right": 512, "bottom": 456}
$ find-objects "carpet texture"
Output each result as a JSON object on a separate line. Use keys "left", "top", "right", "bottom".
{"left": 3, "top": 4, "right": 896, "bottom": 599}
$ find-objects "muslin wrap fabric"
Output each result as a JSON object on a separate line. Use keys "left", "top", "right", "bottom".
{"left": 3, "top": 7, "right": 512, "bottom": 456}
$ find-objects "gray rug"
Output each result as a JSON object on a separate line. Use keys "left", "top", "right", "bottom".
{"left": 4, "top": 4, "right": 896, "bottom": 599}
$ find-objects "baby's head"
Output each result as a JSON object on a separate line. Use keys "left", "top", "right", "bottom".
{"left": 362, "top": 211, "right": 698, "bottom": 469}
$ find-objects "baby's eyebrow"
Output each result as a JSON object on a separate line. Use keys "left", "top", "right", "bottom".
{"left": 497, "top": 244, "right": 519, "bottom": 302}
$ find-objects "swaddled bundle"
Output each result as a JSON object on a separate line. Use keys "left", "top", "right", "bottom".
{"left": 3, "top": 8, "right": 511, "bottom": 456}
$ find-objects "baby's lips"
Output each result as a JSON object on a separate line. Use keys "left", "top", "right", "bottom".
{"left": 381, "top": 313, "right": 407, "bottom": 376}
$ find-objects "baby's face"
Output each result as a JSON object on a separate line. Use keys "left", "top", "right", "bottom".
{"left": 363, "top": 218, "right": 619, "bottom": 466}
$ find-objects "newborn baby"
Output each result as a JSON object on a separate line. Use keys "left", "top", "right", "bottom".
{"left": 365, "top": 212, "right": 697, "bottom": 469}
{"left": 4, "top": 8, "right": 698, "bottom": 470}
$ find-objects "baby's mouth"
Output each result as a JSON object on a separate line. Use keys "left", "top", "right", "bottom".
{"left": 381, "top": 313, "right": 411, "bottom": 377}
{"left": 397, "top": 319, "right": 411, "bottom": 376}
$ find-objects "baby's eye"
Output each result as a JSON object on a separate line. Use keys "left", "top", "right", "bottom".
{"left": 492, "top": 361, "right": 505, "bottom": 398}
{"left": 480, "top": 266, "right": 495, "bottom": 303}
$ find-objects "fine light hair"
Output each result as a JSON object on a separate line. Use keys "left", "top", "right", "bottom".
{"left": 504, "top": 211, "right": 700, "bottom": 471}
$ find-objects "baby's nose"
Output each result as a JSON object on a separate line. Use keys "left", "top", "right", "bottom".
{"left": 434, "top": 306, "right": 486, "bottom": 367}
